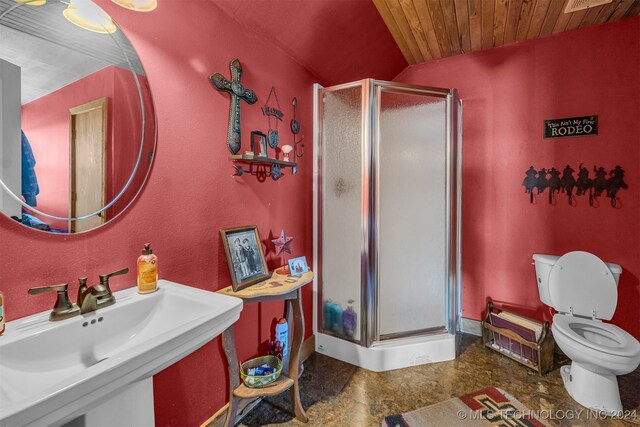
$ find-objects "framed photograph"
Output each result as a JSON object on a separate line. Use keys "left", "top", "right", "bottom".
{"left": 251, "top": 131, "right": 268, "bottom": 157}
{"left": 220, "top": 225, "right": 270, "bottom": 291}
{"left": 287, "top": 256, "right": 309, "bottom": 276}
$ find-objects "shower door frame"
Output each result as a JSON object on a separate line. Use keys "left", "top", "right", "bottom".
{"left": 315, "top": 79, "right": 461, "bottom": 348}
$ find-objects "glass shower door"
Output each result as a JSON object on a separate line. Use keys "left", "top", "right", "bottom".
{"left": 376, "top": 86, "right": 449, "bottom": 340}
{"left": 320, "top": 83, "right": 364, "bottom": 344}
{"left": 318, "top": 80, "right": 459, "bottom": 349}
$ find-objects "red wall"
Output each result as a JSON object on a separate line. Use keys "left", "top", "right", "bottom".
{"left": 4, "top": 3, "right": 639, "bottom": 426}
{"left": 21, "top": 65, "right": 143, "bottom": 230}
{"left": 1, "top": 2, "right": 315, "bottom": 426}
{"left": 396, "top": 17, "right": 640, "bottom": 339}
{"left": 214, "top": 0, "right": 407, "bottom": 85}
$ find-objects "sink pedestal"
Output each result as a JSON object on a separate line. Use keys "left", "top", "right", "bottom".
{"left": 58, "top": 378, "right": 154, "bottom": 427}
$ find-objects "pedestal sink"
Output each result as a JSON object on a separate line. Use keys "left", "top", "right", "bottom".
{"left": 0, "top": 280, "right": 243, "bottom": 427}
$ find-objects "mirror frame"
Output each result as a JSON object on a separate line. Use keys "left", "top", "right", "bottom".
{"left": 0, "top": 2, "right": 156, "bottom": 233}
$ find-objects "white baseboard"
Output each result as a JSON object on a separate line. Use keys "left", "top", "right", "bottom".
{"left": 459, "top": 317, "right": 482, "bottom": 337}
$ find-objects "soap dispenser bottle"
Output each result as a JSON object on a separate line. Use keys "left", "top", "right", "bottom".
{"left": 137, "top": 243, "right": 158, "bottom": 294}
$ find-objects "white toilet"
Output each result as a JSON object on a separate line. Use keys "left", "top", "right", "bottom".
{"left": 533, "top": 251, "right": 640, "bottom": 415}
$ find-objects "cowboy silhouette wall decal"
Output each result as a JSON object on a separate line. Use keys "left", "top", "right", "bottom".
{"left": 560, "top": 165, "right": 576, "bottom": 205}
{"left": 523, "top": 164, "right": 627, "bottom": 207}
{"left": 523, "top": 166, "right": 537, "bottom": 203}
{"left": 606, "top": 165, "right": 628, "bottom": 207}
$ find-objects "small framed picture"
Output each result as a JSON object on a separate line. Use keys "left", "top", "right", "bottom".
{"left": 220, "top": 225, "right": 270, "bottom": 291}
{"left": 251, "top": 131, "right": 268, "bottom": 157}
{"left": 287, "top": 256, "right": 309, "bottom": 276}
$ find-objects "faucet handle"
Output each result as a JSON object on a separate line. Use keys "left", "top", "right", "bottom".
{"left": 77, "top": 277, "right": 88, "bottom": 307}
{"left": 28, "top": 283, "right": 68, "bottom": 296}
{"left": 28, "top": 284, "right": 80, "bottom": 321}
{"left": 99, "top": 268, "right": 129, "bottom": 286}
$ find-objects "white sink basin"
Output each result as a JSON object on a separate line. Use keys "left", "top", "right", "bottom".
{"left": 0, "top": 280, "right": 242, "bottom": 427}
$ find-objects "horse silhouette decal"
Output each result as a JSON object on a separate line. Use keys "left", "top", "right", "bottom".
{"left": 523, "top": 164, "right": 627, "bottom": 207}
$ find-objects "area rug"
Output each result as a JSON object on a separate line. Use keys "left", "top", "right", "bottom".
{"left": 382, "top": 387, "right": 550, "bottom": 427}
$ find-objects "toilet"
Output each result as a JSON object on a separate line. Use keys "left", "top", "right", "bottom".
{"left": 533, "top": 251, "right": 640, "bottom": 415}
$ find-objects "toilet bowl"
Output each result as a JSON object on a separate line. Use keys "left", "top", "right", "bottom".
{"left": 533, "top": 251, "right": 640, "bottom": 415}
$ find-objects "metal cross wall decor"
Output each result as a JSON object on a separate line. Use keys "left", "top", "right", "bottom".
{"left": 209, "top": 58, "right": 258, "bottom": 154}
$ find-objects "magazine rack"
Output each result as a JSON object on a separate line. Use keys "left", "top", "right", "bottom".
{"left": 481, "top": 300, "right": 555, "bottom": 376}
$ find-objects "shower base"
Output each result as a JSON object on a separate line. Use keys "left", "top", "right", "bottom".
{"left": 315, "top": 332, "right": 456, "bottom": 372}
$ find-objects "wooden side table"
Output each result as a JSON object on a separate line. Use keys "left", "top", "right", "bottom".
{"left": 217, "top": 270, "right": 313, "bottom": 427}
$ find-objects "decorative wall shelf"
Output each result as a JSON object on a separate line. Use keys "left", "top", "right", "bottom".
{"left": 230, "top": 154, "right": 297, "bottom": 181}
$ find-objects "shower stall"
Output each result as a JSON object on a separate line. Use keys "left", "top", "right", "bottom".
{"left": 313, "top": 80, "right": 461, "bottom": 371}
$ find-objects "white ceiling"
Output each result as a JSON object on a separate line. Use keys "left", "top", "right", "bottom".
{"left": 0, "top": 0, "right": 143, "bottom": 104}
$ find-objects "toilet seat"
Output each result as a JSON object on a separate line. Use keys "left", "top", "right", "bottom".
{"left": 548, "top": 251, "right": 617, "bottom": 320}
{"left": 553, "top": 314, "right": 640, "bottom": 358}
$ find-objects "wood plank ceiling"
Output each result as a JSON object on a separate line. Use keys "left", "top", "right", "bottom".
{"left": 373, "top": 0, "right": 640, "bottom": 64}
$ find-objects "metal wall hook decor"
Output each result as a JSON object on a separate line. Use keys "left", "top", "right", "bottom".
{"left": 291, "top": 97, "right": 304, "bottom": 163}
{"left": 231, "top": 157, "right": 285, "bottom": 182}
{"left": 232, "top": 163, "right": 284, "bottom": 181}
{"left": 291, "top": 97, "right": 300, "bottom": 134}
{"left": 233, "top": 165, "right": 245, "bottom": 177}
{"left": 262, "top": 87, "right": 284, "bottom": 149}
{"left": 523, "top": 164, "right": 627, "bottom": 207}
{"left": 294, "top": 134, "right": 305, "bottom": 160}
{"left": 210, "top": 58, "right": 258, "bottom": 154}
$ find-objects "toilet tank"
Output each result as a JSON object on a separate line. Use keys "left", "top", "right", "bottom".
{"left": 533, "top": 254, "right": 560, "bottom": 306}
{"left": 532, "top": 253, "right": 622, "bottom": 307}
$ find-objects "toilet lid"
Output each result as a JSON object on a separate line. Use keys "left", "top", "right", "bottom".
{"left": 548, "top": 251, "right": 617, "bottom": 320}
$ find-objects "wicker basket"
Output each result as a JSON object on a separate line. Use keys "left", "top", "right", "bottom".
{"left": 240, "top": 355, "right": 283, "bottom": 388}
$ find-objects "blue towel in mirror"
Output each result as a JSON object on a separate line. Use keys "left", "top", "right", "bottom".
{"left": 21, "top": 130, "right": 39, "bottom": 207}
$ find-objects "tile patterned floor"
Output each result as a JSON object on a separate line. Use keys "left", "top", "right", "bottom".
{"left": 215, "top": 334, "right": 640, "bottom": 426}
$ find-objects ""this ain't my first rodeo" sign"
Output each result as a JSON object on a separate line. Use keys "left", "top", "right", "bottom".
{"left": 544, "top": 115, "right": 598, "bottom": 139}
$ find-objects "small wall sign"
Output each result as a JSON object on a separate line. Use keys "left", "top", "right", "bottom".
{"left": 544, "top": 115, "right": 598, "bottom": 139}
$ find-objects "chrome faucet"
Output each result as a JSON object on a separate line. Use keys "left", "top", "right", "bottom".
{"left": 28, "top": 267, "right": 129, "bottom": 320}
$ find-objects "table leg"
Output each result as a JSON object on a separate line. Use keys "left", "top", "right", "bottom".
{"left": 289, "top": 289, "right": 308, "bottom": 422}
{"left": 222, "top": 325, "right": 239, "bottom": 427}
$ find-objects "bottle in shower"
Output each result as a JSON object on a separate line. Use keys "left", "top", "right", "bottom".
{"left": 323, "top": 300, "right": 333, "bottom": 332}
{"left": 343, "top": 299, "right": 357, "bottom": 337}
{"left": 331, "top": 302, "right": 344, "bottom": 335}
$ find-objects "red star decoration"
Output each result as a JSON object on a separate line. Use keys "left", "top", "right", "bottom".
{"left": 272, "top": 229, "right": 294, "bottom": 256}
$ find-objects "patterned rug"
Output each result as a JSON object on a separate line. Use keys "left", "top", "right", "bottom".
{"left": 382, "top": 387, "right": 550, "bottom": 427}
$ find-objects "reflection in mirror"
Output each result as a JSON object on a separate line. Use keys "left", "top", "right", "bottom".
{"left": 0, "top": 0, "right": 155, "bottom": 233}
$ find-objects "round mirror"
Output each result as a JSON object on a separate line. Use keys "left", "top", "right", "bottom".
{"left": 0, "top": 0, "right": 155, "bottom": 233}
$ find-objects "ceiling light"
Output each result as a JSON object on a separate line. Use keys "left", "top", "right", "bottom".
{"left": 62, "top": 0, "right": 117, "bottom": 34}
{"left": 111, "top": 0, "right": 157, "bottom": 12}
{"left": 14, "top": 0, "right": 47, "bottom": 6}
